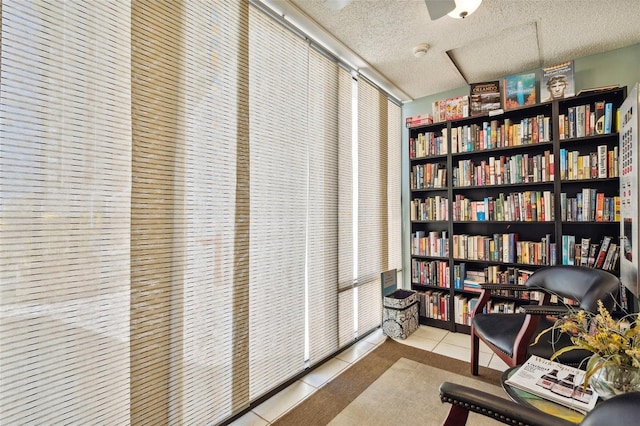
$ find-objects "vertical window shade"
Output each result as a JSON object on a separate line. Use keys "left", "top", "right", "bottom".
{"left": 130, "top": 2, "right": 182, "bottom": 422}
{"left": 0, "top": 2, "right": 131, "bottom": 424}
{"left": 387, "top": 101, "right": 403, "bottom": 283}
{"left": 131, "top": 1, "right": 250, "bottom": 424}
{"left": 357, "top": 78, "right": 387, "bottom": 335}
{"left": 337, "top": 69, "right": 355, "bottom": 346}
{"left": 248, "top": 7, "right": 308, "bottom": 399}
{"left": 307, "top": 48, "right": 340, "bottom": 364}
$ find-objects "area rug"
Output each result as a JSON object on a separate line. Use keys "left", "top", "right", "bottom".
{"left": 273, "top": 338, "right": 506, "bottom": 426}
{"left": 328, "top": 357, "right": 504, "bottom": 426}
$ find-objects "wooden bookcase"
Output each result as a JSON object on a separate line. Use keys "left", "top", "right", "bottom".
{"left": 408, "top": 87, "right": 628, "bottom": 333}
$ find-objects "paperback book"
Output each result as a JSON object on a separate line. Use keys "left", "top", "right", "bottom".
{"left": 505, "top": 355, "right": 598, "bottom": 414}
{"left": 503, "top": 72, "right": 536, "bottom": 110}
{"left": 469, "top": 80, "right": 501, "bottom": 116}
{"left": 541, "top": 61, "right": 575, "bottom": 102}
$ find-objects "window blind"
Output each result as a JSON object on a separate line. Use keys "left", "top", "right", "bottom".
{"left": 387, "top": 101, "right": 403, "bottom": 282}
{"left": 248, "top": 6, "right": 308, "bottom": 399}
{"left": 337, "top": 69, "right": 356, "bottom": 346}
{"left": 131, "top": 1, "right": 250, "bottom": 424}
{"left": 0, "top": 1, "right": 132, "bottom": 424}
{"left": 307, "top": 47, "right": 340, "bottom": 364}
{"left": 356, "top": 78, "right": 386, "bottom": 335}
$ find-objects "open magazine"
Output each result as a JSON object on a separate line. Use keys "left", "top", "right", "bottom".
{"left": 505, "top": 355, "right": 598, "bottom": 414}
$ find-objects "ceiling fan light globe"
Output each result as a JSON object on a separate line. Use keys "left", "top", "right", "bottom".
{"left": 447, "top": 0, "right": 482, "bottom": 19}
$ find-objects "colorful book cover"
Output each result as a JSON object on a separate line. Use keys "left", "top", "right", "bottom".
{"left": 541, "top": 60, "right": 575, "bottom": 102}
{"left": 469, "top": 80, "right": 501, "bottom": 116}
{"left": 503, "top": 72, "right": 536, "bottom": 110}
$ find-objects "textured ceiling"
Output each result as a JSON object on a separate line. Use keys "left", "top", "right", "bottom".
{"left": 266, "top": 0, "right": 640, "bottom": 102}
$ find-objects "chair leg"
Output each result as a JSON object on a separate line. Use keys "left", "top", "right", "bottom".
{"left": 442, "top": 404, "right": 470, "bottom": 426}
{"left": 470, "top": 332, "right": 479, "bottom": 376}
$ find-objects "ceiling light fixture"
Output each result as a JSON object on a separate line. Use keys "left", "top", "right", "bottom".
{"left": 413, "top": 43, "right": 430, "bottom": 58}
{"left": 447, "top": 0, "right": 482, "bottom": 19}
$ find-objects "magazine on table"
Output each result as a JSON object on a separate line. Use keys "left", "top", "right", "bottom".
{"left": 505, "top": 355, "right": 598, "bottom": 414}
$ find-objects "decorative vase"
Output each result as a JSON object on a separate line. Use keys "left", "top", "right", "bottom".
{"left": 587, "top": 355, "right": 640, "bottom": 400}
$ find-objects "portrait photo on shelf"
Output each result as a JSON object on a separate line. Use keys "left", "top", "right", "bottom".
{"left": 541, "top": 60, "right": 575, "bottom": 102}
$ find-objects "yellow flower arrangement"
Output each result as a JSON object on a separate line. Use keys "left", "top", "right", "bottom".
{"left": 535, "top": 300, "right": 640, "bottom": 396}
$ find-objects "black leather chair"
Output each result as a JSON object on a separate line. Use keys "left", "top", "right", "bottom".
{"left": 470, "top": 265, "right": 620, "bottom": 375}
{"left": 439, "top": 381, "right": 640, "bottom": 426}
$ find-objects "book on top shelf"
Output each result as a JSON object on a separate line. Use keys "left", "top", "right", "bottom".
{"left": 469, "top": 80, "right": 501, "bottom": 116}
{"left": 576, "top": 84, "right": 621, "bottom": 96}
{"left": 541, "top": 61, "right": 575, "bottom": 102}
{"left": 503, "top": 72, "right": 536, "bottom": 110}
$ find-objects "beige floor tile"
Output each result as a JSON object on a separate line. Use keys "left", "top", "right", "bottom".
{"left": 488, "top": 354, "right": 511, "bottom": 372}
{"left": 301, "top": 357, "right": 350, "bottom": 388}
{"left": 252, "top": 380, "right": 316, "bottom": 423}
{"left": 395, "top": 333, "right": 440, "bottom": 352}
{"left": 227, "top": 410, "right": 269, "bottom": 426}
{"left": 441, "top": 330, "right": 494, "bottom": 354}
{"left": 478, "top": 339, "right": 494, "bottom": 354}
{"left": 441, "top": 330, "right": 473, "bottom": 348}
{"left": 432, "top": 341, "right": 492, "bottom": 367}
{"left": 335, "top": 339, "right": 376, "bottom": 364}
{"left": 362, "top": 327, "right": 387, "bottom": 346}
{"left": 411, "top": 325, "right": 448, "bottom": 341}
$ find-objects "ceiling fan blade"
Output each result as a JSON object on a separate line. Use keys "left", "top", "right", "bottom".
{"left": 324, "top": 0, "right": 352, "bottom": 11}
{"left": 424, "top": 0, "right": 456, "bottom": 20}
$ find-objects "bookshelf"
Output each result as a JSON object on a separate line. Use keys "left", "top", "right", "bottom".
{"left": 408, "top": 87, "right": 628, "bottom": 332}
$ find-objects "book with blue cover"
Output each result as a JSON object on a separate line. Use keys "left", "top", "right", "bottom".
{"left": 503, "top": 72, "right": 536, "bottom": 110}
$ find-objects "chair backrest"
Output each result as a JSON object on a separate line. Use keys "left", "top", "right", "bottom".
{"left": 524, "top": 265, "right": 620, "bottom": 312}
{"left": 581, "top": 392, "right": 640, "bottom": 425}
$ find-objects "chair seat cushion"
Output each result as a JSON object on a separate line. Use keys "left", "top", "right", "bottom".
{"left": 473, "top": 313, "right": 527, "bottom": 357}
{"left": 474, "top": 313, "right": 592, "bottom": 368}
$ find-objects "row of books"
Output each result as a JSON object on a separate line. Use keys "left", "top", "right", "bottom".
{"left": 453, "top": 294, "right": 521, "bottom": 326}
{"left": 417, "top": 290, "right": 450, "bottom": 321}
{"left": 559, "top": 100, "right": 614, "bottom": 140}
{"left": 421, "top": 289, "right": 527, "bottom": 326}
{"left": 409, "top": 131, "right": 447, "bottom": 158}
{"left": 453, "top": 151, "right": 554, "bottom": 187}
{"left": 411, "top": 259, "right": 449, "bottom": 288}
{"left": 559, "top": 146, "right": 619, "bottom": 180}
{"left": 561, "top": 235, "right": 619, "bottom": 271}
{"left": 412, "top": 230, "right": 449, "bottom": 257}
{"left": 414, "top": 189, "right": 617, "bottom": 223}
{"left": 451, "top": 115, "right": 551, "bottom": 153}
{"left": 454, "top": 264, "right": 535, "bottom": 290}
{"left": 453, "top": 233, "right": 556, "bottom": 266}
{"left": 410, "top": 163, "right": 447, "bottom": 190}
{"left": 560, "top": 190, "right": 620, "bottom": 222}
{"left": 410, "top": 115, "right": 552, "bottom": 158}
{"left": 453, "top": 293, "right": 477, "bottom": 325}
{"left": 453, "top": 191, "right": 555, "bottom": 222}
{"left": 410, "top": 196, "right": 448, "bottom": 222}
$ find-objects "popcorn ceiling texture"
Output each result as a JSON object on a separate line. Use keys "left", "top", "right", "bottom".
{"left": 285, "top": 0, "right": 640, "bottom": 101}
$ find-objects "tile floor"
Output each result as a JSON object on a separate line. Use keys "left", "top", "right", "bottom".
{"left": 229, "top": 325, "right": 510, "bottom": 425}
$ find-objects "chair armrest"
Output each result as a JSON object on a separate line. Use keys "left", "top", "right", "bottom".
{"left": 519, "top": 305, "right": 571, "bottom": 316}
{"left": 439, "top": 382, "right": 575, "bottom": 426}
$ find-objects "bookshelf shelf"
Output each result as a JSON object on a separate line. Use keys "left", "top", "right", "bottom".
{"left": 408, "top": 86, "right": 628, "bottom": 330}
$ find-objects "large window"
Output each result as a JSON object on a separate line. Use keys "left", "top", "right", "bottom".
{"left": 0, "top": 1, "right": 401, "bottom": 424}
